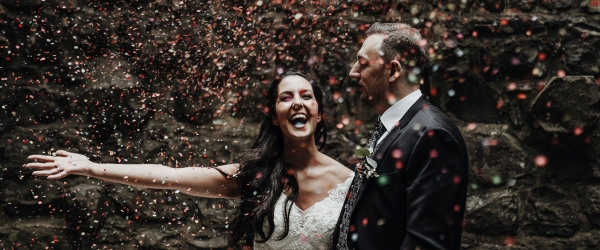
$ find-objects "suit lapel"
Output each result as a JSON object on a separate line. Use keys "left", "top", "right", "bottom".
{"left": 353, "top": 96, "right": 431, "bottom": 202}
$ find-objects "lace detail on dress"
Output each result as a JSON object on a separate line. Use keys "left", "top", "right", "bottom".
{"left": 254, "top": 172, "right": 355, "bottom": 250}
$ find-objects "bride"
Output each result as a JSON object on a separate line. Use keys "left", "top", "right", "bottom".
{"left": 25, "top": 70, "right": 353, "bottom": 249}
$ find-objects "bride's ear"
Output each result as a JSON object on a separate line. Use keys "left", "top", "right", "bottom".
{"left": 272, "top": 116, "right": 280, "bottom": 126}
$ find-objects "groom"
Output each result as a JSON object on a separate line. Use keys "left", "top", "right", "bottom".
{"left": 333, "top": 23, "right": 469, "bottom": 249}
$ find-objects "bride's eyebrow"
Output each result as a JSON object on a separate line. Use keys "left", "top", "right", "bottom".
{"left": 277, "top": 91, "right": 293, "bottom": 97}
{"left": 299, "top": 89, "right": 313, "bottom": 95}
{"left": 277, "top": 89, "right": 313, "bottom": 97}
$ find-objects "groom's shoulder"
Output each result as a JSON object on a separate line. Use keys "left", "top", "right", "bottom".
{"left": 413, "top": 102, "right": 455, "bottom": 127}
{"left": 411, "top": 102, "right": 467, "bottom": 147}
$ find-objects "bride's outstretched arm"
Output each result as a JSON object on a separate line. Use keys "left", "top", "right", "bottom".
{"left": 25, "top": 150, "right": 241, "bottom": 199}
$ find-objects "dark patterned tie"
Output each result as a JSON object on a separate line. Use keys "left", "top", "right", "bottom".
{"left": 366, "top": 118, "right": 386, "bottom": 154}
{"left": 337, "top": 118, "right": 386, "bottom": 250}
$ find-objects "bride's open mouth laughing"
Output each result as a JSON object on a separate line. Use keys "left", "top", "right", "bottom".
{"left": 290, "top": 113, "right": 308, "bottom": 129}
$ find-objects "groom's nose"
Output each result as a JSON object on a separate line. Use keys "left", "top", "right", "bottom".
{"left": 349, "top": 63, "right": 361, "bottom": 79}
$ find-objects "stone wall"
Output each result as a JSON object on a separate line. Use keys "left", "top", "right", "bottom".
{"left": 1, "top": 0, "right": 599, "bottom": 249}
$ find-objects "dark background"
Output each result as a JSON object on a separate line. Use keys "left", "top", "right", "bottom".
{"left": 1, "top": 0, "right": 600, "bottom": 249}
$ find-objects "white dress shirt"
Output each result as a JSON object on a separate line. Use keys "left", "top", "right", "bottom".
{"left": 376, "top": 89, "right": 423, "bottom": 146}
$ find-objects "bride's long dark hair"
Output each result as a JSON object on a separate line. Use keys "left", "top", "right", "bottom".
{"left": 229, "top": 70, "right": 327, "bottom": 246}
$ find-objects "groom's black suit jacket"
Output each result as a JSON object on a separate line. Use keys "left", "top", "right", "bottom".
{"left": 333, "top": 96, "right": 468, "bottom": 250}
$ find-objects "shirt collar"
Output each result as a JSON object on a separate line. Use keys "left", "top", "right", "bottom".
{"left": 380, "top": 89, "right": 422, "bottom": 131}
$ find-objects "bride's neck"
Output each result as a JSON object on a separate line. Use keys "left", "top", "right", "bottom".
{"left": 281, "top": 139, "right": 319, "bottom": 171}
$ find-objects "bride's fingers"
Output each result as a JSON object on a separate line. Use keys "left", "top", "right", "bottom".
{"left": 32, "top": 169, "right": 59, "bottom": 176}
{"left": 24, "top": 162, "right": 57, "bottom": 169}
{"left": 55, "top": 150, "right": 71, "bottom": 157}
{"left": 48, "top": 171, "right": 68, "bottom": 180}
{"left": 56, "top": 150, "right": 88, "bottom": 160}
{"left": 27, "top": 155, "right": 56, "bottom": 162}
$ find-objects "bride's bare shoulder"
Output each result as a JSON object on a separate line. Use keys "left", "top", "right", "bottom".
{"left": 320, "top": 154, "right": 352, "bottom": 180}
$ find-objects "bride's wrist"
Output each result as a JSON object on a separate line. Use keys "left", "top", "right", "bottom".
{"left": 85, "top": 162, "right": 101, "bottom": 176}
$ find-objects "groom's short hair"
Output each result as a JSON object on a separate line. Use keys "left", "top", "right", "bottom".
{"left": 366, "top": 23, "right": 428, "bottom": 79}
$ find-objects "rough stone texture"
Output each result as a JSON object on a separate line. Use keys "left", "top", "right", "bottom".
{"left": 522, "top": 185, "right": 584, "bottom": 237}
{"left": 463, "top": 124, "right": 535, "bottom": 188}
{"left": 465, "top": 190, "right": 519, "bottom": 235}
{"left": 530, "top": 76, "right": 600, "bottom": 135}
{"left": 579, "top": 185, "right": 600, "bottom": 227}
{"left": 510, "top": 0, "right": 537, "bottom": 11}
{"left": 540, "top": 0, "right": 574, "bottom": 10}
{"left": 1, "top": 0, "right": 599, "bottom": 249}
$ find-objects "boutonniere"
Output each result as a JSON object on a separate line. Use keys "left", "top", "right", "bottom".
{"left": 354, "top": 147, "right": 379, "bottom": 179}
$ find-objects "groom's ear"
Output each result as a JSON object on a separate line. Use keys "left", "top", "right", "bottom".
{"left": 388, "top": 60, "right": 402, "bottom": 83}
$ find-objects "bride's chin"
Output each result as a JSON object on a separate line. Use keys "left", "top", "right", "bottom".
{"left": 288, "top": 132, "right": 312, "bottom": 140}
{"left": 284, "top": 129, "right": 314, "bottom": 140}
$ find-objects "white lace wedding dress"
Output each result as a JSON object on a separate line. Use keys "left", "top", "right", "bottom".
{"left": 254, "top": 172, "right": 355, "bottom": 250}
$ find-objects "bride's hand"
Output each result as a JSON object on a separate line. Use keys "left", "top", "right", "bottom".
{"left": 25, "top": 150, "right": 96, "bottom": 179}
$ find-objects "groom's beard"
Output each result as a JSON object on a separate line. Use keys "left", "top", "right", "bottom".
{"left": 360, "top": 73, "right": 387, "bottom": 108}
